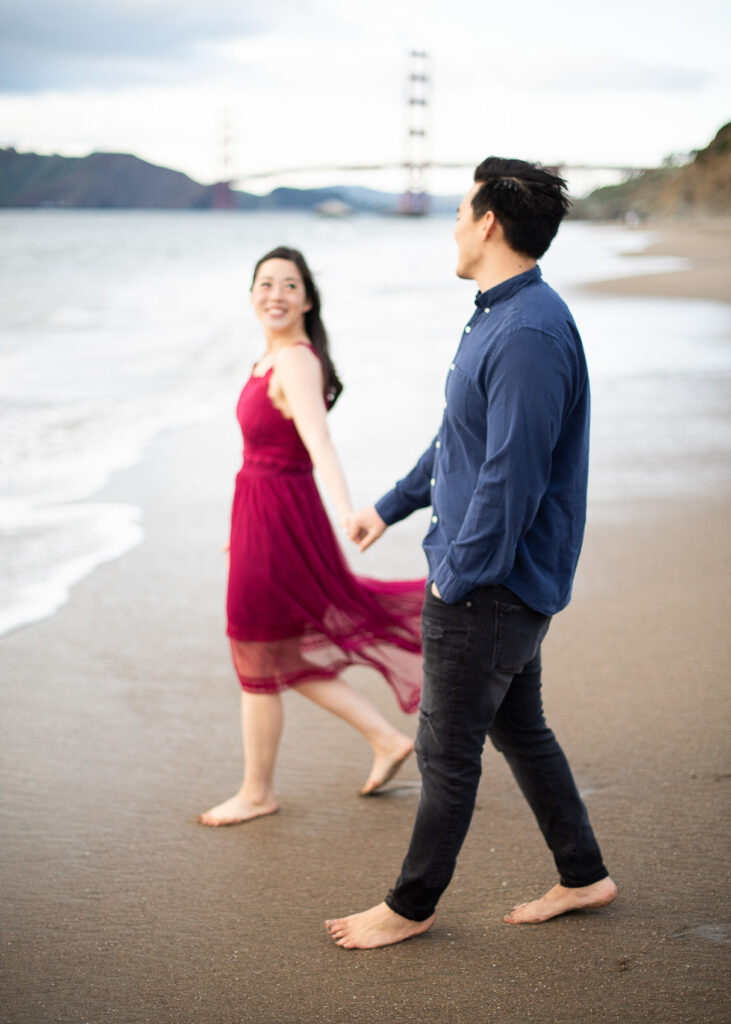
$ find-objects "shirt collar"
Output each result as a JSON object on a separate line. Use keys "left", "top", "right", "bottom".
{"left": 474, "top": 265, "right": 542, "bottom": 310}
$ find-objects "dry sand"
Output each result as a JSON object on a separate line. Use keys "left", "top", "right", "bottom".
{"left": 1, "top": 223, "right": 729, "bottom": 1024}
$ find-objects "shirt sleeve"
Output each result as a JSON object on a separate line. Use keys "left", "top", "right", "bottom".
{"left": 433, "top": 328, "right": 572, "bottom": 603}
{"left": 375, "top": 437, "right": 437, "bottom": 525}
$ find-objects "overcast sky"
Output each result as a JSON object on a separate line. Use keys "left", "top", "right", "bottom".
{"left": 1, "top": 0, "right": 729, "bottom": 195}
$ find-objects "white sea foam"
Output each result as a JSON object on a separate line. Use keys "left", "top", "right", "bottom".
{"left": 0, "top": 500, "right": 143, "bottom": 637}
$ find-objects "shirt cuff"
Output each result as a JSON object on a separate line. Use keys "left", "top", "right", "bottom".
{"left": 375, "top": 488, "right": 409, "bottom": 526}
{"left": 432, "top": 559, "right": 472, "bottom": 604}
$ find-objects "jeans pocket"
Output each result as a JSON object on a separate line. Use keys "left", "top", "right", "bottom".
{"left": 422, "top": 598, "right": 473, "bottom": 670}
{"left": 426, "top": 586, "right": 477, "bottom": 609}
{"left": 492, "top": 601, "right": 550, "bottom": 674}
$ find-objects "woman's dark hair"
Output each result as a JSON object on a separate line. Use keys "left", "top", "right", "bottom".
{"left": 471, "top": 157, "right": 571, "bottom": 259}
{"left": 251, "top": 246, "right": 343, "bottom": 409}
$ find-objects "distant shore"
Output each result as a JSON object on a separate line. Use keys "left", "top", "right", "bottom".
{"left": 584, "top": 216, "right": 731, "bottom": 304}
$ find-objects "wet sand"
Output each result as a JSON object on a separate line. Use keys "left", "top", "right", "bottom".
{"left": 2, "top": 226, "right": 730, "bottom": 1023}
{"left": 585, "top": 216, "right": 731, "bottom": 303}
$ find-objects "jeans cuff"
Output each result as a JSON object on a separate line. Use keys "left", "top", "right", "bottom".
{"left": 559, "top": 866, "right": 610, "bottom": 888}
{"left": 384, "top": 891, "right": 434, "bottom": 923}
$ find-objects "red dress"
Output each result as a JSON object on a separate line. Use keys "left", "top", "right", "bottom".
{"left": 226, "top": 359, "right": 424, "bottom": 713}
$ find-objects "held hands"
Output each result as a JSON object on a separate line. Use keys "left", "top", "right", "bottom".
{"left": 346, "top": 505, "right": 387, "bottom": 552}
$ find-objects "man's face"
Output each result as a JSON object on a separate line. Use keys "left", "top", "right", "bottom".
{"left": 454, "top": 183, "right": 483, "bottom": 281}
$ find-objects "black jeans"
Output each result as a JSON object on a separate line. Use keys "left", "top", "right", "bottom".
{"left": 385, "top": 584, "right": 609, "bottom": 922}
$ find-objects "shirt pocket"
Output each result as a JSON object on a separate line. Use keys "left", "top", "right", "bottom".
{"left": 445, "top": 362, "right": 484, "bottom": 435}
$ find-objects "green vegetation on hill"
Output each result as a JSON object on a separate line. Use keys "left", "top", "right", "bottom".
{"left": 573, "top": 123, "right": 731, "bottom": 219}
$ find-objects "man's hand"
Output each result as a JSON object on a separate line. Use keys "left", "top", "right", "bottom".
{"left": 431, "top": 582, "right": 441, "bottom": 599}
{"left": 347, "top": 505, "right": 387, "bottom": 552}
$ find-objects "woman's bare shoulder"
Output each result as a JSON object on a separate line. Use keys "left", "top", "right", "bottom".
{"left": 275, "top": 342, "right": 321, "bottom": 375}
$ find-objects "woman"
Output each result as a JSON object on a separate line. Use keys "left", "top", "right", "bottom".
{"left": 198, "top": 247, "right": 424, "bottom": 826}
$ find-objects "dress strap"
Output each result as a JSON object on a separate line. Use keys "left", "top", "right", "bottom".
{"left": 293, "top": 340, "right": 322, "bottom": 362}
{"left": 256, "top": 342, "right": 316, "bottom": 376}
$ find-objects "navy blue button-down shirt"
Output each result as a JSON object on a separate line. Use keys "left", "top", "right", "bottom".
{"left": 375, "top": 266, "right": 590, "bottom": 616}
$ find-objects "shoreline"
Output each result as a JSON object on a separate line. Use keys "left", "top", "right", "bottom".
{"left": 2, "top": 214, "right": 728, "bottom": 645}
{"left": 582, "top": 216, "right": 731, "bottom": 304}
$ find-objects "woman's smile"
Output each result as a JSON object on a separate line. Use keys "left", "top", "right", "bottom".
{"left": 251, "top": 258, "right": 312, "bottom": 335}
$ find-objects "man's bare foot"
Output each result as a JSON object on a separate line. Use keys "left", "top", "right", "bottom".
{"left": 503, "top": 876, "right": 617, "bottom": 924}
{"left": 196, "top": 792, "right": 279, "bottom": 827}
{"left": 325, "top": 901, "right": 434, "bottom": 949}
{"left": 360, "top": 737, "right": 414, "bottom": 796}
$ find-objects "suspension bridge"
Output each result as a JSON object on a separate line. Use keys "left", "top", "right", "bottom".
{"left": 213, "top": 52, "right": 651, "bottom": 213}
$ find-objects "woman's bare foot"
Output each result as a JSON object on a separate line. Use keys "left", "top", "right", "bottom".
{"left": 360, "top": 737, "right": 414, "bottom": 795}
{"left": 325, "top": 901, "right": 434, "bottom": 949}
{"left": 503, "top": 876, "right": 617, "bottom": 924}
{"left": 196, "top": 791, "right": 279, "bottom": 827}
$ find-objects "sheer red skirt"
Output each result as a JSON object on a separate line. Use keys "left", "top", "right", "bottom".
{"left": 226, "top": 461, "right": 424, "bottom": 714}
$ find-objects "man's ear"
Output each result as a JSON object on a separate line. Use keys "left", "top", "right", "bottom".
{"left": 480, "top": 209, "right": 497, "bottom": 240}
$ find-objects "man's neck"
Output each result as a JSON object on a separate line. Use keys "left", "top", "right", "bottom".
{"left": 474, "top": 250, "right": 537, "bottom": 294}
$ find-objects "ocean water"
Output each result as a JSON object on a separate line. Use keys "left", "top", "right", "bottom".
{"left": 1, "top": 210, "right": 729, "bottom": 638}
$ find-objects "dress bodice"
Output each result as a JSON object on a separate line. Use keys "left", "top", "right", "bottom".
{"left": 236, "top": 369, "right": 312, "bottom": 475}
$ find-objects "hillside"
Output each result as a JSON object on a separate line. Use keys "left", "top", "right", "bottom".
{"left": 0, "top": 149, "right": 226, "bottom": 209}
{"left": 574, "top": 122, "right": 731, "bottom": 219}
{"left": 0, "top": 148, "right": 454, "bottom": 213}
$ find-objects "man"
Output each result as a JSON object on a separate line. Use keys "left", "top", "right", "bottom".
{"left": 325, "top": 157, "right": 617, "bottom": 950}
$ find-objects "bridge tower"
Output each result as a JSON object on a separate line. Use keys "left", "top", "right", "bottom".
{"left": 401, "top": 50, "right": 431, "bottom": 216}
{"left": 212, "top": 106, "right": 236, "bottom": 210}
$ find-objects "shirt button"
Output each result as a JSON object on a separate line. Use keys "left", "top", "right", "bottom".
{"left": 431, "top": 514, "right": 438, "bottom": 523}
{"left": 464, "top": 325, "right": 471, "bottom": 333}
{"left": 450, "top": 362, "right": 455, "bottom": 370}
{"left": 430, "top": 477, "right": 436, "bottom": 486}
{"left": 435, "top": 441, "right": 441, "bottom": 448}
{"left": 483, "top": 307, "right": 490, "bottom": 314}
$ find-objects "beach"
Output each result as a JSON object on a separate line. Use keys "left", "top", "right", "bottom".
{"left": 586, "top": 216, "right": 731, "bottom": 304}
{"left": 1, "top": 218, "right": 729, "bottom": 1024}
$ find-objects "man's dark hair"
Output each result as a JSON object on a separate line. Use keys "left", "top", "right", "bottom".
{"left": 471, "top": 157, "right": 570, "bottom": 259}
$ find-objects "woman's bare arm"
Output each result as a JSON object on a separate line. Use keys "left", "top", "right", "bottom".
{"left": 274, "top": 346, "right": 353, "bottom": 527}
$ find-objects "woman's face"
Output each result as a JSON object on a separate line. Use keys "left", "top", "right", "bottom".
{"left": 250, "top": 258, "right": 312, "bottom": 334}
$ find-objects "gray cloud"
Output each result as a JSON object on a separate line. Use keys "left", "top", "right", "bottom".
{"left": 0, "top": 0, "right": 272, "bottom": 92}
